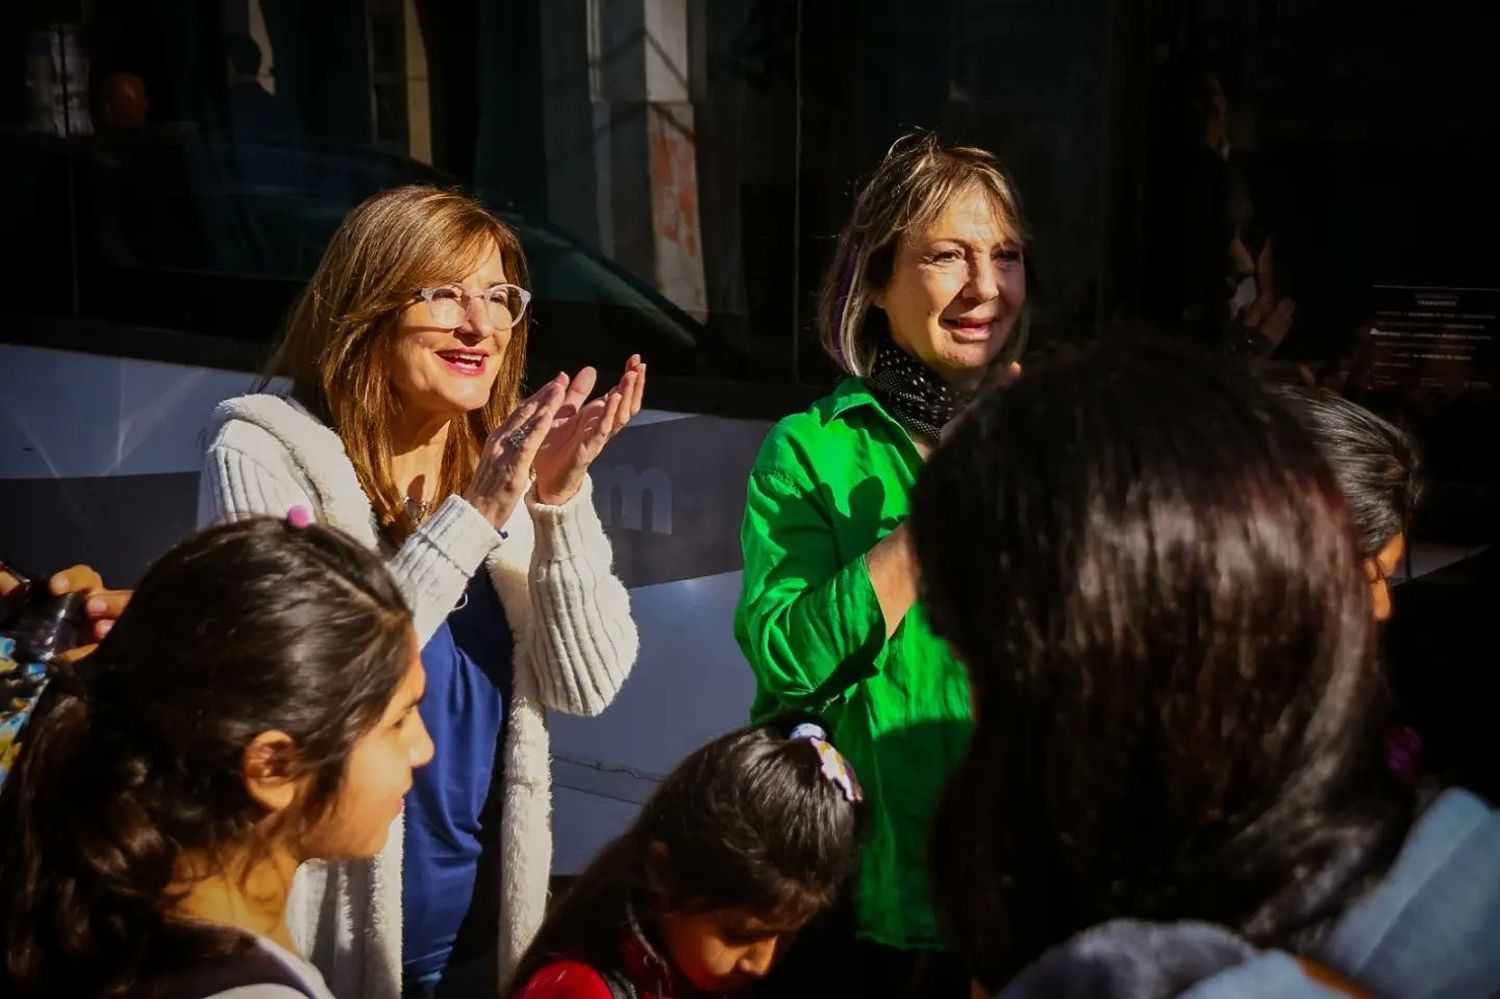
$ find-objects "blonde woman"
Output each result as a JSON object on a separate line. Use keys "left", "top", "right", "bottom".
{"left": 734, "top": 132, "right": 1027, "bottom": 997}
{"left": 198, "top": 186, "right": 643, "bottom": 999}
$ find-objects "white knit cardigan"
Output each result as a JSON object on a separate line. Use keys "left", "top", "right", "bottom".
{"left": 197, "top": 394, "right": 638, "bottom": 998}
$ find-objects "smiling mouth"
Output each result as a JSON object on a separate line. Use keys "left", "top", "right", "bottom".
{"left": 941, "top": 317, "right": 996, "bottom": 341}
{"left": 435, "top": 349, "right": 489, "bottom": 374}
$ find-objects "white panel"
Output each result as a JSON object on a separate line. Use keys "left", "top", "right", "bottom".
{"left": 642, "top": 0, "right": 690, "bottom": 103}
{"left": 551, "top": 569, "right": 752, "bottom": 773}
{"left": 0, "top": 345, "right": 258, "bottom": 479}
{"left": 549, "top": 570, "right": 750, "bottom": 869}
{"left": 0, "top": 344, "right": 685, "bottom": 479}
{"left": 551, "top": 786, "right": 639, "bottom": 874}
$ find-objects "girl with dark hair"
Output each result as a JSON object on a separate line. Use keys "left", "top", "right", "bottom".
{"left": 912, "top": 338, "right": 1499, "bottom": 996}
{"left": 509, "top": 719, "right": 863, "bottom": 998}
{"left": 1275, "top": 385, "right": 1422, "bottom": 622}
{"left": 0, "top": 516, "right": 434, "bottom": 998}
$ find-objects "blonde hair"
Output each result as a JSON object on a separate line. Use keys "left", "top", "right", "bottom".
{"left": 261, "top": 185, "right": 530, "bottom": 541}
{"left": 817, "top": 131, "right": 1029, "bottom": 376}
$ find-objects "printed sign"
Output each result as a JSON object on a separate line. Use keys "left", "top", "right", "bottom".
{"left": 1366, "top": 285, "right": 1498, "bottom": 403}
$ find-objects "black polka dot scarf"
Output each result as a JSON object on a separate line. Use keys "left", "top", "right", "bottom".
{"left": 863, "top": 338, "right": 970, "bottom": 446}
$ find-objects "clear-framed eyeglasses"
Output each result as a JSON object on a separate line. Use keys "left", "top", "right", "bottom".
{"left": 415, "top": 283, "right": 532, "bottom": 331}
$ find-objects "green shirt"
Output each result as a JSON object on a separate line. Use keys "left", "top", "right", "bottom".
{"left": 734, "top": 378, "right": 972, "bottom": 951}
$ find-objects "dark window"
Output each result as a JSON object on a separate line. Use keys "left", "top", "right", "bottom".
{"left": 2, "top": 1, "right": 1497, "bottom": 451}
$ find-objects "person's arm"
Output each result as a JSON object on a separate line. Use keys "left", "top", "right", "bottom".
{"left": 866, "top": 522, "right": 919, "bottom": 638}
{"left": 734, "top": 464, "right": 914, "bottom": 714}
{"left": 518, "top": 476, "right": 639, "bottom": 717}
{"left": 200, "top": 384, "right": 566, "bottom": 646}
{"left": 504, "top": 361, "right": 643, "bottom": 716}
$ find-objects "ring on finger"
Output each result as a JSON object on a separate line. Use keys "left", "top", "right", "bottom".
{"left": 507, "top": 428, "right": 529, "bottom": 449}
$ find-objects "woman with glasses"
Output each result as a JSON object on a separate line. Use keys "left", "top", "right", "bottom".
{"left": 199, "top": 185, "right": 643, "bottom": 999}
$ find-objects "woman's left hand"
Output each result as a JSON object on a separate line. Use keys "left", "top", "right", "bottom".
{"left": 532, "top": 355, "right": 647, "bottom": 504}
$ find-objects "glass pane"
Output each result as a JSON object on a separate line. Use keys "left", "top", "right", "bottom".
{"left": 1, "top": 0, "right": 1496, "bottom": 441}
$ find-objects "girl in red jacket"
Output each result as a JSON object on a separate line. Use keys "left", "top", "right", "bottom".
{"left": 510, "top": 718, "right": 862, "bottom": 998}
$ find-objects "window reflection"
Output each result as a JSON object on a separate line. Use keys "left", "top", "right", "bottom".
{"left": 1, "top": 1, "right": 1496, "bottom": 449}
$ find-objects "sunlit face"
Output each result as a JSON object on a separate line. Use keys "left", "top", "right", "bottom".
{"left": 656, "top": 906, "right": 807, "bottom": 992}
{"left": 389, "top": 243, "right": 515, "bottom": 420}
{"left": 299, "top": 629, "right": 433, "bottom": 861}
{"left": 874, "top": 183, "right": 1026, "bottom": 389}
{"left": 1366, "top": 531, "right": 1406, "bottom": 623}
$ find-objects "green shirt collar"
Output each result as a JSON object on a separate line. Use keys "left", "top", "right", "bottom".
{"left": 823, "top": 377, "right": 919, "bottom": 461}
{"left": 825, "top": 375, "right": 879, "bottom": 418}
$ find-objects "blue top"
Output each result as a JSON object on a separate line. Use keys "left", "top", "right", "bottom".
{"left": 998, "top": 788, "right": 1500, "bottom": 998}
{"left": 1186, "top": 787, "right": 1500, "bottom": 997}
{"left": 402, "top": 568, "right": 515, "bottom": 980}
{"left": 1311, "top": 786, "right": 1500, "bottom": 997}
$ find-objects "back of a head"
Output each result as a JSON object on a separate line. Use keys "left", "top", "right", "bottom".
{"left": 911, "top": 337, "right": 1410, "bottom": 987}
{"left": 1274, "top": 385, "right": 1422, "bottom": 559}
{"left": 639, "top": 719, "right": 860, "bottom": 915}
{"left": 511, "top": 718, "right": 860, "bottom": 988}
{"left": 0, "top": 518, "right": 412, "bottom": 996}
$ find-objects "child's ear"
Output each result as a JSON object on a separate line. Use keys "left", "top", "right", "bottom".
{"left": 242, "top": 730, "right": 300, "bottom": 813}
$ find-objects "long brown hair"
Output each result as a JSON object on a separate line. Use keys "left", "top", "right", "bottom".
{"left": 262, "top": 185, "right": 531, "bottom": 539}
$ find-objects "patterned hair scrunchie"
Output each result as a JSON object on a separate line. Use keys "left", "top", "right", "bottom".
{"left": 788, "top": 722, "right": 863, "bottom": 803}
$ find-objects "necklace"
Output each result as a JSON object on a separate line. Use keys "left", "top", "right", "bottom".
{"left": 404, "top": 495, "right": 431, "bottom": 524}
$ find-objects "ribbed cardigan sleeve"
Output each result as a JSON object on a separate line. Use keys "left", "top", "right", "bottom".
{"left": 519, "top": 475, "right": 638, "bottom": 717}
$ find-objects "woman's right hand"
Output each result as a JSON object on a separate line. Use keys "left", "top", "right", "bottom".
{"left": 464, "top": 374, "right": 569, "bottom": 531}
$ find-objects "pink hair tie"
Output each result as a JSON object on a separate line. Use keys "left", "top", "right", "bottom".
{"left": 286, "top": 505, "right": 313, "bottom": 529}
